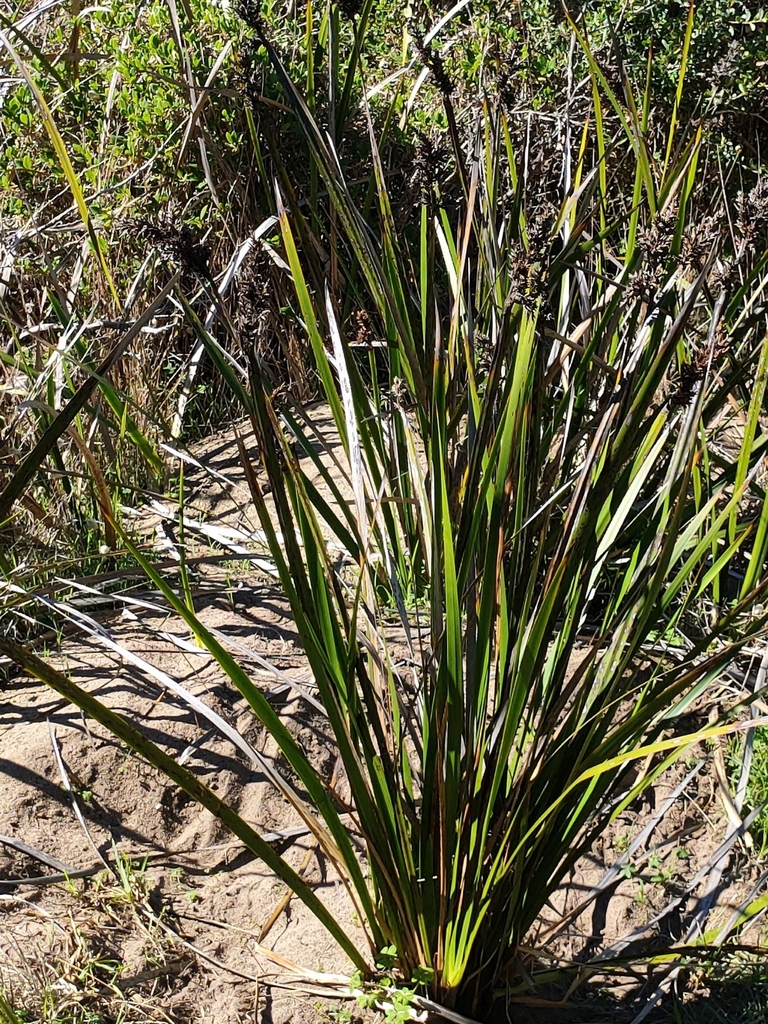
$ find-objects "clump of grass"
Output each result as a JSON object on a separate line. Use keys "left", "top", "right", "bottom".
{"left": 0, "top": 871, "right": 189, "bottom": 1024}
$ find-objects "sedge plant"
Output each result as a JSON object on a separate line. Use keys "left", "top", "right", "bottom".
{"left": 4, "top": 8, "right": 768, "bottom": 1017}
{"left": 200, "top": 22, "right": 768, "bottom": 1008}
{"left": 209, "top": 22, "right": 768, "bottom": 1008}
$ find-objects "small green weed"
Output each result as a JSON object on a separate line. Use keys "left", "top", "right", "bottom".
{"left": 647, "top": 852, "right": 676, "bottom": 887}
{"left": 728, "top": 726, "right": 768, "bottom": 854}
{"left": 613, "top": 833, "right": 631, "bottom": 856}
{"left": 315, "top": 1003, "right": 354, "bottom": 1024}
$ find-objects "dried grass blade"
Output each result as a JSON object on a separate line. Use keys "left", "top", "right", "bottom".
{"left": 47, "top": 721, "right": 112, "bottom": 873}
{"left": 0, "top": 275, "right": 177, "bottom": 523}
{"left": 0, "top": 834, "right": 73, "bottom": 875}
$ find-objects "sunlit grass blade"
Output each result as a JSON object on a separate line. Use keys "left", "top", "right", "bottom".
{"left": 0, "top": 30, "right": 120, "bottom": 306}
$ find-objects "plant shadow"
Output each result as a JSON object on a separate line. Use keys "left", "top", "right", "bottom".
{"left": 493, "top": 954, "right": 768, "bottom": 1024}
